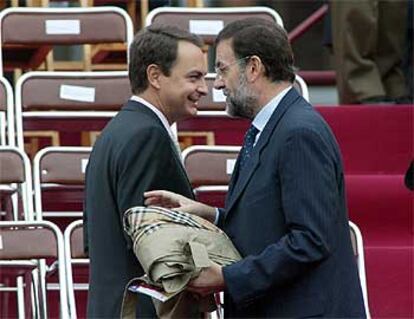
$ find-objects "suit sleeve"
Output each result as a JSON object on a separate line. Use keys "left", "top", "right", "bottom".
{"left": 223, "top": 128, "right": 338, "bottom": 304}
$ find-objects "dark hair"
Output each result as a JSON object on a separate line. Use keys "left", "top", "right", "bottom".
{"left": 215, "top": 18, "right": 295, "bottom": 83}
{"left": 128, "top": 24, "right": 203, "bottom": 94}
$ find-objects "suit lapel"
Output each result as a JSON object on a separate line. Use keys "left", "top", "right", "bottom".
{"left": 123, "top": 100, "right": 194, "bottom": 198}
{"left": 124, "top": 100, "right": 182, "bottom": 164}
{"left": 225, "top": 88, "right": 301, "bottom": 216}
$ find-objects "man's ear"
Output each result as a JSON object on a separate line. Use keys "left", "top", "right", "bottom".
{"left": 147, "top": 64, "right": 162, "bottom": 90}
{"left": 247, "top": 55, "right": 263, "bottom": 82}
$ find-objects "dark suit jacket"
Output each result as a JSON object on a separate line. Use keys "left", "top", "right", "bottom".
{"left": 84, "top": 100, "right": 194, "bottom": 318}
{"left": 219, "top": 88, "right": 366, "bottom": 318}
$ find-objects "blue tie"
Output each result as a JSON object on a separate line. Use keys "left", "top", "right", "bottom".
{"left": 239, "top": 125, "right": 259, "bottom": 170}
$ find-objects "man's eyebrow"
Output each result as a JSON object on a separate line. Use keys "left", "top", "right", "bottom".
{"left": 187, "top": 70, "right": 205, "bottom": 76}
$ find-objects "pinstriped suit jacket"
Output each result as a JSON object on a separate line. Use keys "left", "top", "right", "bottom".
{"left": 218, "top": 88, "right": 366, "bottom": 318}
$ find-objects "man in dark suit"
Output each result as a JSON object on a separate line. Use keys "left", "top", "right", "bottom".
{"left": 145, "top": 18, "right": 366, "bottom": 317}
{"left": 83, "top": 25, "right": 207, "bottom": 318}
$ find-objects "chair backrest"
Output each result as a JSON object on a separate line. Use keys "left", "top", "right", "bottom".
{"left": 64, "top": 219, "right": 88, "bottom": 319}
{"left": 0, "top": 76, "right": 15, "bottom": 146}
{"left": 33, "top": 146, "right": 91, "bottom": 221}
{"left": 349, "top": 221, "right": 371, "bottom": 318}
{"left": 182, "top": 145, "right": 240, "bottom": 206}
{"left": 0, "top": 220, "right": 69, "bottom": 318}
{"left": 14, "top": 71, "right": 130, "bottom": 153}
{"left": 0, "top": 6, "right": 134, "bottom": 75}
{"left": 146, "top": 7, "right": 284, "bottom": 37}
{"left": 182, "top": 145, "right": 240, "bottom": 187}
{"left": 0, "top": 146, "right": 33, "bottom": 220}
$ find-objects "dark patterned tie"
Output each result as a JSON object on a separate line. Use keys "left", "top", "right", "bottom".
{"left": 239, "top": 125, "right": 259, "bottom": 170}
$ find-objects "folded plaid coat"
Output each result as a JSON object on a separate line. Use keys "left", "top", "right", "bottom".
{"left": 121, "top": 206, "right": 241, "bottom": 318}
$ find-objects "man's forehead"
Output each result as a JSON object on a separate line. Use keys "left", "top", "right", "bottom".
{"left": 173, "top": 44, "right": 207, "bottom": 74}
{"left": 175, "top": 41, "right": 204, "bottom": 62}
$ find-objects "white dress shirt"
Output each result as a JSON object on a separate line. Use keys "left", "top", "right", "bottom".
{"left": 251, "top": 86, "right": 292, "bottom": 145}
{"left": 130, "top": 95, "right": 177, "bottom": 142}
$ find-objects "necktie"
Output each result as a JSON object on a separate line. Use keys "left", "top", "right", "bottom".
{"left": 238, "top": 125, "right": 259, "bottom": 170}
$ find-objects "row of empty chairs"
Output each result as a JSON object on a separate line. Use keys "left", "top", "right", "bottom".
{"left": 0, "top": 146, "right": 87, "bottom": 318}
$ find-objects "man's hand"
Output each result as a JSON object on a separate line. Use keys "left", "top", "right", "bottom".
{"left": 187, "top": 262, "right": 225, "bottom": 297}
{"left": 144, "top": 190, "right": 217, "bottom": 223}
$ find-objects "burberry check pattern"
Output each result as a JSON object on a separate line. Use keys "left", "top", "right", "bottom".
{"left": 239, "top": 124, "right": 259, "bottom": 169}
{"left": 124, "top": 206, "right": 222, "bottom": 245}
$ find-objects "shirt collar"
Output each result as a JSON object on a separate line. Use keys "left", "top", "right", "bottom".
{"left": 252, "top": 86, "right": 292, "bottom": 132}
{"left": 130, "top": 95, "right": 176, "bottom": 140}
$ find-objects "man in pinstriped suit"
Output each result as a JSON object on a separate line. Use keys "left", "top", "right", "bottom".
{"left": 145, "top": 18, "right": 366, "bottom": 318}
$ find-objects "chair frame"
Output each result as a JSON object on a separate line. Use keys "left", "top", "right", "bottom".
{"left": 0, "top": 76, "right": 15, "bottom": 146}
{"left": 146, "top": 6, "right": 284, "bottom": 28}
{"left": 294, "top": 74, "right": 310, "bottom": 102}
{"left": 64, "top": 219, "right": 88, "bottom": 319}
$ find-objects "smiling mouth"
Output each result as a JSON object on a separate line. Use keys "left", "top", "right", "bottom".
{"left": 188, "top": 96, "right": 200, "bottom": 106}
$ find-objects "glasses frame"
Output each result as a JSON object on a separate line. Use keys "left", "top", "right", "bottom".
{"left": 214, "top": 56, "right": 251, "bottom": 78}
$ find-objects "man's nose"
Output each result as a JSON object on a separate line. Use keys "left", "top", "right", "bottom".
{"left": 198, "top": 79, "right": 208, "bottom": 96}
{"left": 214, "top": 75, "right": 225, "bottom": 90}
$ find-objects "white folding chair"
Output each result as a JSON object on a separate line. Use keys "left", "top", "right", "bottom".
{"left": 33, "top": 146, "right": 91, "bottom": 222}
{"left": 0, "top": 220, "right": 69, "bottom": 319}
{"left": 0, "top": 6, "right": 133, "bottom": 75}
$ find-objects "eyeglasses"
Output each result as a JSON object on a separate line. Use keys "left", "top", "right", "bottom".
{"left": 214, "top": 56, "right": 251, "bottom": 78}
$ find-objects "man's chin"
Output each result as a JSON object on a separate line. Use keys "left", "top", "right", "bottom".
{"left": 225, "top": 102, "right": 239, "bottom": 118}
{"left": 186, "top": 106, "right": 198, "bottom": 118}
{"left": 190, "top": 106, "right": 198, "bottom": 116}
